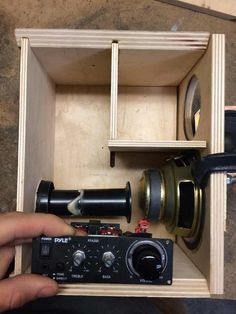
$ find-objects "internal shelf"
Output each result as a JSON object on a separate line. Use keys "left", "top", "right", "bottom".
{"left": 108, "top": 140, "right": 207, "bottom": 152}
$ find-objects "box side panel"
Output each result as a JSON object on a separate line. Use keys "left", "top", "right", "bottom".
{"left": 177, "top": 35, "right": 226, "bottom": 294}
{"left": 177, "top": 41, "right": 212, "bottom": 144}
{"left": 15, "top": 38, "right": 56, "bottom": 274}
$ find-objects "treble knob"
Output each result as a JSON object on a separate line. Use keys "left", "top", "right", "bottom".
{"left": 73, "top": 250, "right": 85, "bottom": 267}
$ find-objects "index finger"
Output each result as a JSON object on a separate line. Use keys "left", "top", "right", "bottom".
{"left": 0, "top": 212, "right": 75, "bottom": 246}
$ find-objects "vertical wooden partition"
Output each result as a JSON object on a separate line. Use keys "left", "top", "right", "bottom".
{"left": 177, "top": 34, "right": 226, "bottom": 294}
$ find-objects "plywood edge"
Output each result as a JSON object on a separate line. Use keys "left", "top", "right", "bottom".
{"left": 158, "top": 0, "right": 236, "bottom": 20}
{"left": 15, "top": 29, "right": 210, "bottom": 49}
{"left": 15, "top": 38, "right": 29, "bottom": 275}
{"left": 15, "top": 28, "right": 210, "bottom": 42}
{"left": 209, "top": 34, "right": 225, "bottom": 295}
{"left": 57, "top": 278, "right": 209, "bottom": 297}
{"left": 16, "top": 38, "right": 28, "bottom": 214}
{"left": 108, "top": 140, "right": 207, "bottom": 152}
{"left": 118, "top": 45, "right": 206, "bottom": 50}
{"left": 110, "top": 43, "right": 118, "bottom": 140}
{"left": 210, "top": 174, "right": 226, "bottom": 294}
{"left": 15, "top": 29, "right": 210, "bottom": 37}
{"left": 15, "top": 42, "right": 209, "bottom": 50}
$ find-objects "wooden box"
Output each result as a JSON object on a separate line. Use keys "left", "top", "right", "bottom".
{"left": 15, "top": 29, "right": 226, "bottom": 297}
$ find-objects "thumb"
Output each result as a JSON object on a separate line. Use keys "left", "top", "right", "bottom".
{"left": 0, "top": 274, "right": 58, "bottom": 312}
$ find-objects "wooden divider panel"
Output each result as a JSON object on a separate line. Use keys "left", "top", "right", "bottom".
{"left": 177, "top": 35, "right": 226, "bottom": 294}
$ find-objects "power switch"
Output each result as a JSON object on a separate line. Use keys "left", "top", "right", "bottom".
{"left": 40, "top": 243, "right": 51, "bottom": 257}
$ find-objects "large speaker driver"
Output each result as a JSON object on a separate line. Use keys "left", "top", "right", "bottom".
{"left": 140, "top": 151, "right": 236, "bottom": 250}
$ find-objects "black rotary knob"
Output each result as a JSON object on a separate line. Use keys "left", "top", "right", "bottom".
{"left": 131, "top": 244, "right": 164, "bottom": 280}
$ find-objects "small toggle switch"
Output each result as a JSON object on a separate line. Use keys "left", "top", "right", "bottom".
{"left": 40, "top": 243, "right": 51, "bottom": 257}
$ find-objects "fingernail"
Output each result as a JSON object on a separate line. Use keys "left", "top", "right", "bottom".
{"left": 64, "top": 225, "right": 76, "bottom": 236}
{"left": 37, "top": 286, "right": 57, "bottom": 298}
{"left": 75, "top": 229, "right": 87, "bottom": 236}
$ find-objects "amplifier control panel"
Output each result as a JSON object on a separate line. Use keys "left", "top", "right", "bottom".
{"left": 32, "top": 236, "right": 173, "bottom": 285}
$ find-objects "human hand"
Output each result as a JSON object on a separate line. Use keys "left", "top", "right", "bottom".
{"left": 0, "top": 212, "right": 78, "bottom": 312}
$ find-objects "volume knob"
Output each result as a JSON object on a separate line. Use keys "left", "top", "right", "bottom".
{"left": 73, "top": 250, "right": 85, "bottom": 267}
{"left": 132, "top": 245, "right": 163, "bottom": 280}
{"left": 127, "top": 241, "right": 166, "bottom": 281}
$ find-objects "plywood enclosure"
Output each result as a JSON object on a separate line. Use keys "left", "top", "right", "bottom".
{"left": 15, "top": 29, "right": 225, "bottom": 297}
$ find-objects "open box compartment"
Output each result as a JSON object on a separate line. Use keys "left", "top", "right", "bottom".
{"left": 15, "top": 29, "right": 226, "bottom": 297}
